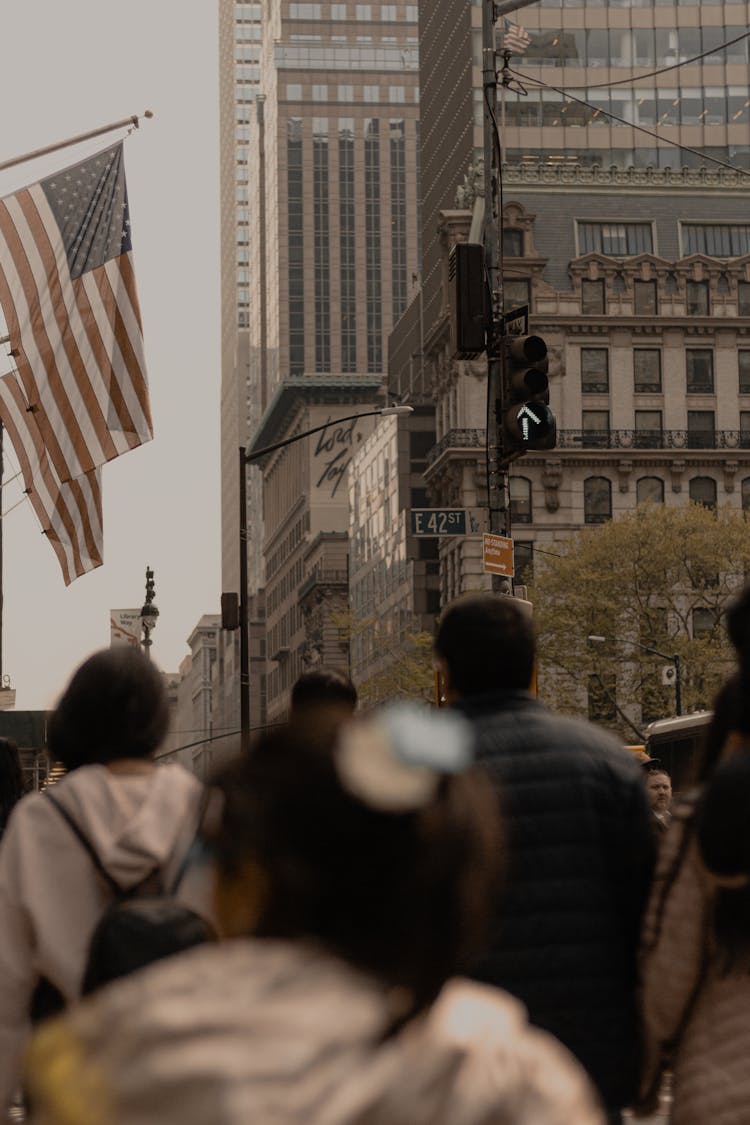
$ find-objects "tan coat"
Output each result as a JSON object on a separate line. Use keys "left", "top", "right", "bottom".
{"left": 639, "top": 792, "right": 750, "bottom": 1124}
{"left": 0, "top": 762, "right": 210, "bottom": 1111}
{"left": 27, "top": 939, "right": 604, "bottom": 1125}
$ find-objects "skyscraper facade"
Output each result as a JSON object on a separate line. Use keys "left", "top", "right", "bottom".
{"left": 218, "top": 0, "right": 422, "bottom": 721}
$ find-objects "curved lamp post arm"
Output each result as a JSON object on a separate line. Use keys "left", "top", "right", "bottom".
{"left": 587, "top": 634, "right": 682, "bottom": 716}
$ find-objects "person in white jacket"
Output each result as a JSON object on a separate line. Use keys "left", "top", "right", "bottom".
{"left": 0, "top": 647, "right": 211, "bottom": 1117}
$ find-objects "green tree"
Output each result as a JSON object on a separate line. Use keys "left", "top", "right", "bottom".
{"left": 529, "top": 503, "right": 750, "bottom": 738}
{"left": 331, "top": 609, "right": 435, "bottom": 708}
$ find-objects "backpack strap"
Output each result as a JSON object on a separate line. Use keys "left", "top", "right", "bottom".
{"left": 45, "top": 791, "right": 129, "bottom": 899}
{"left": 166, "top": 784, "right": 211, "bottom": 896}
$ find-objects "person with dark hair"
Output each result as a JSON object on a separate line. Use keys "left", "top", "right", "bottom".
{"left": 289, "top": 667, "right": 358, "bottom": 717}
{"left": 26, "top": 706, "right": 604, "bottom": 1125}
{"left": 638, "top": 584, "right": 750, "bottom": 1121}
{"left": 0, "top": 737, "right": 25, "bottom": 840}
{"left": 643, "top": 765, "right": 672, "bottom": 835}
{"left": 0, "top": 648, "right": 212, "bottom": 1114}
{"left": 434, "top": 594, "right": 654, "bottom": 1125}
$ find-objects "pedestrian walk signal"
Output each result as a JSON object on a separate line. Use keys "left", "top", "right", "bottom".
{"left": 500, "top": 334, "right": 556, "bottom": 456}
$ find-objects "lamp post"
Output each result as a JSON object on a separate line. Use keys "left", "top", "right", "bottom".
{"left": 587, "top": 634, "right": 682, "bottom": 716}
{"left": 140, "top": 566, "right": 159, "bottom": 660}
{"left": 238, "top": 404, "right": 414, "bottom": 752}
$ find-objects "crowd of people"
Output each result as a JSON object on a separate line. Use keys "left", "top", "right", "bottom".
{"left": 0, "top": 589, "right": 749, "bottom": 1123}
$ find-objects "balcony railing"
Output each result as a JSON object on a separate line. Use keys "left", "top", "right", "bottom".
{"left": 298, "top": 568, "right": 349, "bottom": 601}
{"left": 559, "top": 429, "right": 748, "bottom": 450}
{"left": 426, "top": 428, "right": 750, "bottom": 463}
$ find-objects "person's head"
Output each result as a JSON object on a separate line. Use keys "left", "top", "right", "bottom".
{"left": 0, "top": 737, "right": 25, "bottom": 828}
{"left": 81, "top": 899, "right": 216, "bottom": 995}
{"left": 693, "top": 673, "right": 743, "bottom": 785}
{"left": 645, "top": 768, "right": 672, "bottom": 816}
{"left": 290, "top": 668, "right": 357, "bottom": 718}
{"left": 208, "top": 704, "right": 501, "bottom": 1014}
{"left": 696, "top": 753, "right": 750, "bottom": 971}
{"left": 725, "top": 586, "right": 750, "bottom": 735}
{"left": 47, "top": 648, "right": 170, "bottom": 771}
{"left": 435, "top": 594, "right": 536, "bottom": 701}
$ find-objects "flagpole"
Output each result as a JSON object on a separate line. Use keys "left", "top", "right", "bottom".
{"left": 0, "top": 111, "right": 154, "bottom": 174}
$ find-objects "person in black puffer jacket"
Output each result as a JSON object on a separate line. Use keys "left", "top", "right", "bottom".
{"left": 435, "top": 594, "right": 655, "bottom": 1125}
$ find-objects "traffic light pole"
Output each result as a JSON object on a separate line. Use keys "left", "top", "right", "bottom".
{"left": 483, "top": 0, "right": 512, "bottom": 579}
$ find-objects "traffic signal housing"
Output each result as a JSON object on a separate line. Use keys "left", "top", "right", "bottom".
{"left": 448, "top": 242, "right": 488, "bottom": 358}
{"left": 500, "top": 334, "right": 556, "bottom": 457}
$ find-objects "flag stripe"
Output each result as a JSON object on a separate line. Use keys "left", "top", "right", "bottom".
{"left": 0, "top": 200, "right": 88, "bottom": 479}
{"left": 106, "top": 254, "right": 152, "bottom": 428}
{"left": 0, "top": 374, "right": 103, "bottom": 584}
{"left": 17, "top": 189, "right": 121, "bottom": 462}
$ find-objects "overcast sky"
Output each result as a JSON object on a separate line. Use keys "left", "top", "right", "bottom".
{"left": 0, "top": 3, "right": 221, "bottom": 709}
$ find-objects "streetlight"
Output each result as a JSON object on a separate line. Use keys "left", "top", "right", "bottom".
{"left": 238, "top": 404, "right": 414, "bottom": 751}
{"left": 587, "top": 634, "right": 682, "bottom": 716}
{"left": 140, "top": 566, "right": 159, "bottom": 660}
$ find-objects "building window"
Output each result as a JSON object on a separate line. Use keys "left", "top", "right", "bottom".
{"left": 637, "top": 477, "right": 665, "bottom": 505}
{"left": 635, "top": 410, "right": 663, "bottom": 448}
{"left": 689, "top": 476, "right": 717, "bottom": 508}
{"left": 584, "top": 476, "right": 612, "bottom": 523}
{"left": 289, "top": 2, "right": 322, "bottom": 15}
{"left": 686, "top": 349, "right": 714, "bottom": 394}
{"left": 581, "top": 348, "right": 609, "bottom": 393}
{"left": 389, "top": 86, "right": 405, "bottom": 103}
{"left": 331, "top": 3, "right": 347, "bottom": 17}
{"left": 286, "top": 83, "right": 302, "bottom": 99}
{"left": 581, "top": 279, "right": 605, "bottom": 315}
{"left": 355, "top": 3, "right": 371, "bottom": 17}
{"left": 363, "top": 85, "right": 380, "bottom": 102}
{"left": 313, "top": 119, "right": 330, "bottom": 372}
{"left": 287, "top": 118, "right": 304, "bottom": 376}
{"left": 509, "top": 476, "right": 532, "bottom": 523}
{"left": 365, "top": 119, "right": 382, "bottom": 372}
{"left": 739, "top": 282, "right": 750, "bottom": 316}
{"left": 339, "top": 119, "right": 357, "bottom": 372}
{"left": 390, "top": 120, "right": 407, "bottom": 323}
{"left": 742, "top": 478, "right": 750, "bottom": 511}
{"left": 740, "top": 351, "right": 750, "bottom": 394}
{"left": 337, "top": 84, "right": 353, "bottom": 101}
{"left": 687, "top": 411, "right": 716, "bottom": 449}
{"left": 686, "top": 280, "right": 710, "bottom": 316}
{"left": 504, "top": 278, "right": 531, "bottom": 312}
{"left": 409, "top": 429, "right": 434, "bottom": 470}
{"left": 577, "top": 221, "right": 653, "bottom": 256}
{"left": 741, "top": 412, "right": 750, "bottom": 449}
{"left": 692, "top": 607, "right": 720, "bottom": 638}
{"left": 633, "top": 279, "right": 657, "bottom": 315}
{"left": 634, "top": 349, "right": 661, "bottom": 392}
{"left": 503, "top": 228, "right": 523, "bottom": 257}
{"left": 682, "top": 223, "right": 750, "bottom": 257}
{"left": 588, "top": 673, "right": 616, "bottom": 723}
{"left": 312, "top": 84, "right": 328, "bottom": 100}
{"left": 582, "top": 410, "right": 610, "bottom": 448}
{"left": 514, "top": 541, "right": 534, "bottom": 585}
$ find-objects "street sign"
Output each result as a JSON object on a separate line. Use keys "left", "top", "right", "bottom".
{"left": 483, "top": 533, "right": 514, "bottom": 577}
{"left": 411, "top": 508, "right": 476, "bottom": 536}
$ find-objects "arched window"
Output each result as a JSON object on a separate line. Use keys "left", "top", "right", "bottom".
{"left": 689, "top": 476, "right": 717, "bottom": 509}
{"left": 584, "top": 476, "right": 612, "bottom": 524}
{"left": 510, "top": 476, "right": 532, "bottom": 523}
{"left": 742, "top": 478, "right": 750, "bottom": 511}
{"left": 636, "top": 477, "right": 665, "bottom": 505}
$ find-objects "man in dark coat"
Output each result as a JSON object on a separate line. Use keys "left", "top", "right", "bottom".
{"left": 435, "top": 594, "right": 654, "bottom": 1125}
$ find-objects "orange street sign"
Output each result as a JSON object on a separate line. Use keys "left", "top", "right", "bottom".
{"left": 483, "top": 533, "right": 514, "bottom": 577}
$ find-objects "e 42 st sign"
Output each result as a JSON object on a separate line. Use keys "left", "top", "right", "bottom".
{"left": 410, "top": 509, "right": 480, "bottom": 536}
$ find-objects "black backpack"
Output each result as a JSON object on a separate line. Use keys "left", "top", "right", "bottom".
{"left": 30, "top": 787, "right": 207, "bottom": 1022}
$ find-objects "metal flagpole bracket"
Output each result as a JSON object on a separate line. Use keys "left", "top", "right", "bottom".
{"left": 0, "top": 111, "right": 155, "bottom": 175}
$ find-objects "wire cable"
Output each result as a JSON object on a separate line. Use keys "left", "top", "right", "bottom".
{"left": 506, "top": 68, "right": 750, "bottom": 177}
{"left": 514, "top": 29, "right": 750, "bottom": 90}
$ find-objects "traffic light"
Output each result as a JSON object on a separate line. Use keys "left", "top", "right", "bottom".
{"left": 448, "top": 242, "right": 488, "bottom": 358}
{"left": 500, "top": 334, "right": 556, "bottom": 457}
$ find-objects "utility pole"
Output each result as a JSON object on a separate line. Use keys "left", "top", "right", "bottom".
{"left": 483, "top": 0, "right": 511, "bottom": 591}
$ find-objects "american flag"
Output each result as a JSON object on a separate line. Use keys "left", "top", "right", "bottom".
{"left": 0, "top": 141, "right": 151, "bottom": 582}
{"left": 502, "top": 18, "right": 531, "bottom": 56}
{"left": 0, "top": 372, "right": 102, "bottom": 584}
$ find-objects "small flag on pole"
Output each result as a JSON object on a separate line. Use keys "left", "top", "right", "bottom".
{"left": 0, "top": 372, "right": 103, "bottom": 585}
{"left": 502, "top": 18, "right": 531, "bottom": 56}
{"left": 0, "top": 142, "right": 152, "bottom": 486}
